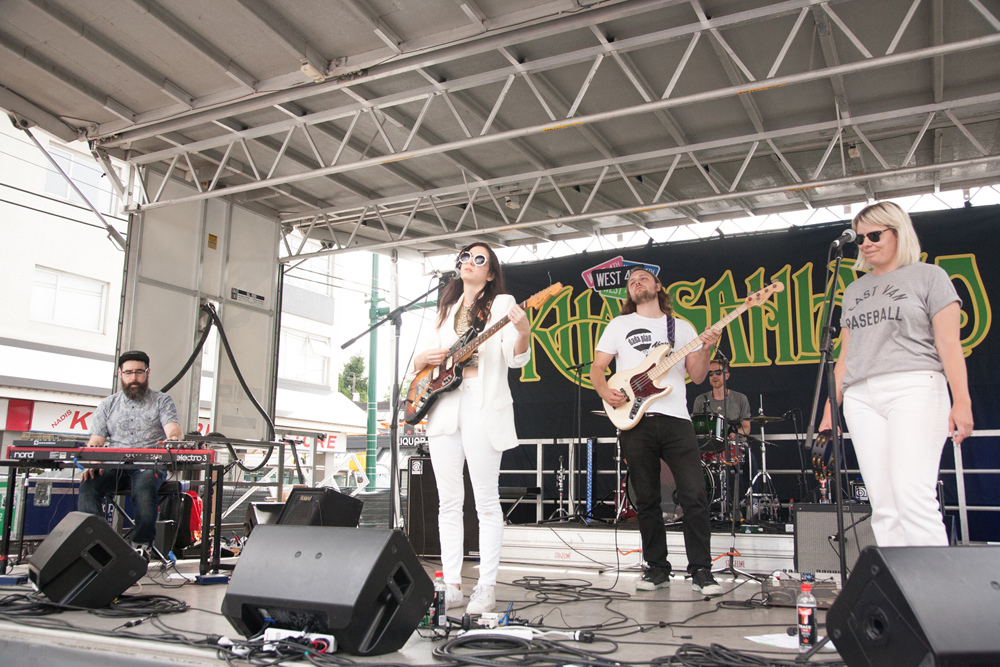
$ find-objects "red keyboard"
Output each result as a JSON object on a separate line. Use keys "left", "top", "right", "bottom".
{"left": 7, "top": 445, "right": 215, "bottom": 465}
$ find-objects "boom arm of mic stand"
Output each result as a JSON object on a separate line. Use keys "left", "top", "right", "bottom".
{"left": 340, "top": 281, "right": 441, "bottom": 350}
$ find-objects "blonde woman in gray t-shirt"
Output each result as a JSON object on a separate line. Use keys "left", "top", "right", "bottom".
{"left": 820, "top": 202, "right": 973, "bottom": 547}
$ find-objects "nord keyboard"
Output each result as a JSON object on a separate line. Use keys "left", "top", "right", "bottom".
{"left": 7, "top": 445, "right": 215, "bottom": 465}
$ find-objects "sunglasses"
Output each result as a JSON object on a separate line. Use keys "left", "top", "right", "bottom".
{"left": 458, "top": 251, "right": 489, "bottom": 266}
{"left": 707, "top": 369, "right": 726, "bottom": 377}
{"left": 857, "top": 228, "right": 894, "bottom": 244}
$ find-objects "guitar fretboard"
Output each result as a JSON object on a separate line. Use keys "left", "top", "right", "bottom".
{"left": 647, "top": 285, "right": 776, "bottom": 381}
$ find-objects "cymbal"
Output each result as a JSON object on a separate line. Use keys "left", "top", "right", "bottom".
{"left": 748, "top": 414, "right": 784, "bottom": 423}
{"left": 591, "top": 410, "right": 607, "bottom": 416}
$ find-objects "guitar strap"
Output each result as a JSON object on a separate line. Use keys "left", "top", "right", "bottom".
{"left": 473, "top": 298, "right": 493, "bottom": 333}
{"left": 666, "top": 315, "right": 675, "bottom": 351}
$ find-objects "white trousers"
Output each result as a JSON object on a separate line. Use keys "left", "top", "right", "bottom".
{"left": 843, "top": 370, "right": 950, "bottom": 547}
{"left": 428, "top": 377, "right": 504, "bottom": 587}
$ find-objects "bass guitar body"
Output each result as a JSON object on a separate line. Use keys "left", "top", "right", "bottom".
{"left": 603, "top": 344, "right": 675, "bottom": 431}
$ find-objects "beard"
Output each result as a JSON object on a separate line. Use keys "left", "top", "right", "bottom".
{"left": 631, "top": 287, "right": 658, "bottom": 305}
{"left": 123, "top": 379, "right": 149, "bottom": 401}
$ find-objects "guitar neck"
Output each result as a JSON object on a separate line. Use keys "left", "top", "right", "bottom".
{"left": 650, "top": 302, "right": 753, "bottom": 379}
{"left": 452, "top": 297, "right": 527, "bottom": 362}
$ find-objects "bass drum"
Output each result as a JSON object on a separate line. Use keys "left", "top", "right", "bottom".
{"left": 621, "top": 460, "right": 723, "bottom": 521}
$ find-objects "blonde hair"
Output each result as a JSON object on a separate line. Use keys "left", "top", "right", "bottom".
{"left": 851, "top": 201, "right": 921, "bottom": 272}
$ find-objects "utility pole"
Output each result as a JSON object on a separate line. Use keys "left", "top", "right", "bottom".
{"left": 365, "top": 254, "right": 381, "bottom": 485}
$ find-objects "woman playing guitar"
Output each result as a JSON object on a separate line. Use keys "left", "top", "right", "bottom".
{"left": 412, "top": 243, "right": 531, "bottom": 616}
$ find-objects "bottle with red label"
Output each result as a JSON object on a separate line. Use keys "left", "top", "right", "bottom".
{"left": 797, "top": 572, "right": 817, "bottom": 652}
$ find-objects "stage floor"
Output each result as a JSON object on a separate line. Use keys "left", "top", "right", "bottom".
{"left": 0, "top": 524, "right": 840, "bottom": 667}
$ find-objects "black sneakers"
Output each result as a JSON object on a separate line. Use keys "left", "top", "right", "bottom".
{"left": 691, "top": 568, "right": 723, "bottom": 596}
{"left": 636, "top": 567, "right": 671, "bottom": 591}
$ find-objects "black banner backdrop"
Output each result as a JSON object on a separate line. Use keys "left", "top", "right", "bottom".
{"left": 501, "top": 205, "right": 999, "bottom": 540}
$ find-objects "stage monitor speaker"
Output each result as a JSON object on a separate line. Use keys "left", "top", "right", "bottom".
{"left": 827, "top": 545, "right": 1000, "bottom": 667}
{"left": 793, "top": 503, "right": 875, "bottom": 574}
{"left": 243, "top": 501, "right": 284, "bottom": 537}
{"left": 406, "top": 456, "right": 478, "bottom": 558}
{"left": 221, "top": 525, "right": 432, "bottom": 656}
{"left": 27, "top": 511, "right": 147, "bottom": 609}
{"left": 277, "top": 487, "right": 363, "bottom": 527}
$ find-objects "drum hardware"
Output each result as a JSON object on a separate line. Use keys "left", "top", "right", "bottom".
{"left": 745, "top": 395, "right": 780, "bottom": 523}
{"left": 546, "top": 456, "right": 570, "bottom": 521}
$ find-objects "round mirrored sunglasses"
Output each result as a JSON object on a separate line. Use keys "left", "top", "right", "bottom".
{"left": 458, "top": 251, "right": 488, "bottom": 266}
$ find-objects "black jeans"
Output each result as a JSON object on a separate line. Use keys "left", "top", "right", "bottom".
{"left": 621, "top": 414, "right": 712, "bottom": 573}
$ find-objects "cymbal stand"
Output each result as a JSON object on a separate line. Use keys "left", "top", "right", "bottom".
{"left": 546, "top": 456, "right": 570, "bottom": 521}
{"left": 746, "top": 396, "right": 779, "bottom": 522}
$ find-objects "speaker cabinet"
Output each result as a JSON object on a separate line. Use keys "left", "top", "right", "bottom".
{"left": 793, "top": 503, "right": 875, "bottom": 574}
{"left": 28, "top": 511, "right": 147, "bottom": 609}
{"left": 243, "top": 501, "right": 284, "bottom": 538}
{"left": 222, "top": 525, "right": 432, "bottom": 656}
{"left": 405, "top": 456, "right": 478, "bottom": 558}
{"left": 277, "top": 487, "right": 364, "bottom": 527}
{"left": 827, "top": 545, "right": 1000, "bottom": 667}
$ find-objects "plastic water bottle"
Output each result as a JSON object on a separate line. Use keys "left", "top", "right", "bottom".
{"left": 431, "top": 571, "right": 447, "bottom": 628}
{"left": 797, "top": 573, "right": 817, "bottom": 652}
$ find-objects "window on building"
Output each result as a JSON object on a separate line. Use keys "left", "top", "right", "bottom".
{"left": 30, "top": 267, "right": 109, "bottom": 333}
{"left": 43, "top": 146, "right": 118, "bottom": 215}
{"left": 278, "top": 329, "right": 332, "bottom": 385}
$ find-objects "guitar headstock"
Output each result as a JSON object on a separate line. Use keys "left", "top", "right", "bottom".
{"left": 525, "top": 283, "right": 563, "bottom": 309}
{"left": 744, "top": 281, "right": 785, "bottom": 307}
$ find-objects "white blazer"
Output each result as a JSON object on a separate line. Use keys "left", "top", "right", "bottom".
{"left": 418, "top": 294, "right": 531, "bottom": 452}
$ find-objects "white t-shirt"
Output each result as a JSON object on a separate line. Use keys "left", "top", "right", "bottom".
{"left": 595, "top": 312, "right": 700, "bottom": 420}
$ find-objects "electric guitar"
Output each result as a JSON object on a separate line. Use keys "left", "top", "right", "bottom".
{"left": 601, "top": 282, "right": 784, "bottom": 431}
{"left": 404, "top": 283, "right": 562, "bottom": 425}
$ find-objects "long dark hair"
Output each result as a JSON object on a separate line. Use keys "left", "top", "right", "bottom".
{"left": 620, "top": 269, "right": 673, "bottom": 317}
{"left": 436, "top": 243, "right": 508, "bottom": 328}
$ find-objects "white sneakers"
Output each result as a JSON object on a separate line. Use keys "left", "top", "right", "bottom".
{"left": 466, "top": 584, "right": 496, "bottom": 614}
{"left": 445, "top": 583, "right": 464, "bottom": 610}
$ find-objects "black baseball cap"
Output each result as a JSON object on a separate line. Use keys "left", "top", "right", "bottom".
{"left": 118, "top": 350, "right": 150, "bottom": 368}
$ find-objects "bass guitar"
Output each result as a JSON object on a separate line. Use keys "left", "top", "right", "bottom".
{"left": 404, "top": 283, "right": 562, "bottom": 425}
{"left": 601, "top": 281, "right": 784, "bottom": 431}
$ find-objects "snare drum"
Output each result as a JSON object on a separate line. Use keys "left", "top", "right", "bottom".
{"left": 701, "top": 435, "right": 746, "bottom": 465}
{"left": 692, "top": 413, "right": 726, "bottom": 453}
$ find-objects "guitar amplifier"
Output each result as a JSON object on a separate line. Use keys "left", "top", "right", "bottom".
{"left": 793, "top": 503, "right": 876, "bottom": 575}
{"left": 406, "top": 456, "right": 478, "bottom": 558}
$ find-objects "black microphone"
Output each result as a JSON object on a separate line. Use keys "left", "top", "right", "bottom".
{"left": 831, "top": 228, "right": 857, "bottom": 248}
{"left": 714, "top": 348, "right": 729, "bottom": 361}
{"left": 433, "top": 269, "right": 459, "bottom": 280}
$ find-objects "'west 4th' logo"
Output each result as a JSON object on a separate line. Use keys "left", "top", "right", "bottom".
{"left": 581, "top": 256, "right": 661, "bottom": 300}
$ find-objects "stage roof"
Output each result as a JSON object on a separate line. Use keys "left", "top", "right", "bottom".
{"left": 2, "top": 0, "right": 1000, "bottom": 262}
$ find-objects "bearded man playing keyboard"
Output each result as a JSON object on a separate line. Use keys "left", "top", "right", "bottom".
{"left": 78, "top": 350, "right": 183, "bottom": 551}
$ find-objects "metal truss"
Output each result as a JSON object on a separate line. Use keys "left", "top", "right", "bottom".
{"left": 109, "top": 0, "right": 1000, "bottom": 258}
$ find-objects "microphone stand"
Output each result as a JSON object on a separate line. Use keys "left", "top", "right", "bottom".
{"left": 804, "top": 241, "right": 850, "bottom": 585}
{"left": 341, "top": 277, "right": 450, "bottom": 530}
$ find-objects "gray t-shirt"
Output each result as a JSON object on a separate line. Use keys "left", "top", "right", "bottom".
{"left": 692, "top": 390, "right": 751, "bottom": 424}
{"left": 89, "top": 389, "right": 179, "bottom": 448}
{"left": 840, "top": 262, "right": 960, "bottom": 390}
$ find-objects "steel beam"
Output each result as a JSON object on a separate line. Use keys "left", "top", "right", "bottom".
{"left": 279, "top": 153, "right": 1000, "bottom": 260}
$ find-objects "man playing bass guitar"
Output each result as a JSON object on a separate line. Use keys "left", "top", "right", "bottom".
{"left": 590, "top": 266, "right": 723, "bottom": 595}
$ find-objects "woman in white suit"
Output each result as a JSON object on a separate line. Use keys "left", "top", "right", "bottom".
{"left": 413, "top": 243, "right": 531, "bottom": 615}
